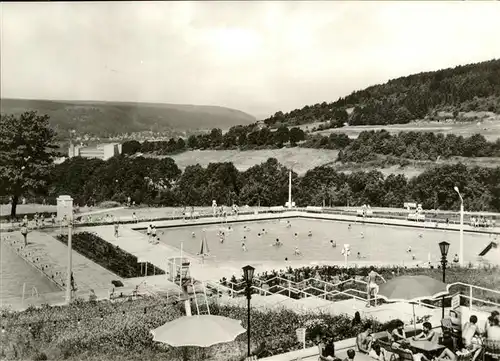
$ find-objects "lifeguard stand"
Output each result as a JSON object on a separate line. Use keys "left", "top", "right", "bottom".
{"left": 167, "top": 257, "right": 191, "bottom": 285}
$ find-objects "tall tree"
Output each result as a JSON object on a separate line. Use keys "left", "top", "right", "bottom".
{"left": 0, "top": 111, "right": 58, "bottom": 218}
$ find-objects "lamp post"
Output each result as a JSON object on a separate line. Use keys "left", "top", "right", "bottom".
{"left": 242, "top": 265, "right": 255, "bottom": 357}
{"left": 439, "top": 241, "right": 450, "bottom": 318}
{"left": 453, "top": 186, "right": 464, "bottom": 267}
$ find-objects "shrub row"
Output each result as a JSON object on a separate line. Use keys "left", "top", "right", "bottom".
{"left": 56, "top": 232, "right": 165, "bottom": 278}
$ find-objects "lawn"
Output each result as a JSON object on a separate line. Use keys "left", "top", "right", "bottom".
{"left": 311, "top": 118, "right": 500, "bottom": 141}
{"left": 156, "top": 148, "right": 340, "bottom": 175}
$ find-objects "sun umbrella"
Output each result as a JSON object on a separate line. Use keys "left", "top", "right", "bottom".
{"left": 377, "top": 275, "right": 450, "bottom": 329}
{"left": 150, "top": 315, "right": 246, "bottom": 347}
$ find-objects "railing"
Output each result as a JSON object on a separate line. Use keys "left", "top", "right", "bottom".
{"left": 211, "top": 276, "right": 500, "bottom": 316}
{"left": 448, "top": 281, "right": 500, "bottom": 310}
{"left": 212, "top": 276, "right": 372, "bottom": 303}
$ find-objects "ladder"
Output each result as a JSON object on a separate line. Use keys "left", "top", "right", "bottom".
{"left": 190, "top": 278, "right": 211, "bottom": 315}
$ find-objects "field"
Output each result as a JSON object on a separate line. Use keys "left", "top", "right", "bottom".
{"left": 310, "top": 118, "right": 500, "bottom": 141}
{"left": 153, "top": 148, "right": 340, "bottom": 175}
{"left": 0, "top": 98, "right": 256, "bottom": 139}
{"left": 146, "top": 148, "right": 500, "bottom": 177}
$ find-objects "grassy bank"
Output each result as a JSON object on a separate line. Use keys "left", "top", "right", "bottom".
{"left": 0, "top": 297, "right": 381, "bottom": 361}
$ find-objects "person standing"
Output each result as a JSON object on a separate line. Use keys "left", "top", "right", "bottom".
{"left": 366, "top": 267, "right": 386, "bottom": 307}
{"left": 147, "top": 224, "right": 152, "bottom": 242}
{"left": 114, "top": 222, "right": 119, "bottom": 238}
{"left": 152, "top": 225, "right": 157, "bottom": 240}
{"left": 21, "top": 224, "right": 29, "bottom": 246}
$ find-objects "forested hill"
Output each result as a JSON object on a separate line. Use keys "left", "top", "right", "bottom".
{"left": 264, "top": 59, "right": 500, "bottom": 127}
{"left": 0, "top": 99, "right": 256, "bottom": 140}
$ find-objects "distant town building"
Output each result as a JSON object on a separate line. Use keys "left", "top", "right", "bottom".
{"left": 68, "top": 143, "right": 122, "bottom": 161}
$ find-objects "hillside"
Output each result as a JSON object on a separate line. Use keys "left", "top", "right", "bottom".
{"left": 0, "top": 98, "right": 256, "bottom": 139}
{"left": 144, "top": 148, "right": 500, "bottom": 177}
{"left": 264, "top": 58, "right": 500, "bottom": 128}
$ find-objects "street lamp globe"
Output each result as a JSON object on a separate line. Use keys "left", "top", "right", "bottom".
{"left": 439, "top": 241, "right": 450, "bottom": 258}
{"left": 453, "top": 186, "right": 459, "bottom": 193}
{"left": 242, "top": 265, "right": 255, "bottom": 284}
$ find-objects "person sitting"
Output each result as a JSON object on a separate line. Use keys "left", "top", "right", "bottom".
{"left": 344, "top": 349, "right": 356, "bottom": 361}
{"left": 394, "top": 340, "right": 430, "bottom": 361}
{"left": 357, "top": 323, "right": 373, "bottom": 354}
{"left": 486, "top": 313, "right": 500, "bottom": 341}
{"left": 434, "top": 342, "right": 476, "bottom": 361}
{"left": 369, "top": 341, "right": 387, "bottom": 361}
{"left": 391, "top": 320, "right": 406, "bottom": 342}
{"left": 462, "top": 315, "right": 481, "bottom": 346}
{"left": 318, "top": 332, "right": 336, "bottom": 361}
{"left": 413, "top": 322, "right": 438, "bottom": 342}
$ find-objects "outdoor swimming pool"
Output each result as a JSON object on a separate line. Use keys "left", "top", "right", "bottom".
{"left": 148, "top": 218, "right": 498, "bottom": 265}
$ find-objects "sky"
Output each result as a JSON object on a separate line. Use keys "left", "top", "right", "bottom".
{"left": 1, "top": 1, "right": 500, "bottom": 119}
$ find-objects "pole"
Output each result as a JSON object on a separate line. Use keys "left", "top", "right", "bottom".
{"left": 65, "top": 222, "right": 73, "bottom": 304}
{"left": 247, "top": 287, "right": 251, "bottom": 357}
{"left": 441, "top": 257, "right": 446, "bottom": 318}
{"left": 288, "top": 170, "right": 292, "bottom": 209}
{"left": 459, "top": 202, "right": 464, "bottom": 267}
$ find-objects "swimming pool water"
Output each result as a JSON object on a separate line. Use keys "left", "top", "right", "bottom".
{"left": 148, "top": 218, "right": 497, "bottom": 265}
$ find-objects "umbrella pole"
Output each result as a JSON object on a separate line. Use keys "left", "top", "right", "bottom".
{"left": 412, "top": 303, "right": 416, "bottom": 332}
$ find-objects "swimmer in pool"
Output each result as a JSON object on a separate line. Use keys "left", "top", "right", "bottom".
{"left": 191, "top": 232, "right": 196, "bottom": 238}
{"left": 257, "top": 233, "right": 261, "bottom": 237}
{"left": 412, "top": 254, "right": 416, "bottom": 260}
{"left": 262, "top": 228, "right": 266, "bottom": 234}
{"left": 308, "top": 230, "right": 312, "bottom": 237}
{"left": 273, "top": 238, "right": 282, "bottom": 247}
{"left": 330, "top": 240, "right": 337, "bottom": 248}
{"left": 294, "top": 233, "right": 298, "bottom": 240}
{"left": 294, "top": 246, "right": 302, "bottom": 256}
{"left": 360, "top": 232, "right": 364, "bottom": 239}
{"left": 357, "top": 252, "right": 361, "bottom": 259}
{"left": 286, "top": 221, "right": 291, "bottom": 228}
{"left": 241, "top": 239, "right": 247, "bottom": 252}
{"left": 407, "top": 246, "right": 412, "bottom": 253}
{"left": 348, "top": 224, "right": 352, "bottom": 230}
{"left": 220, "top": 232, "right": 225, "bottom": 243}
{"left": 418, "top": 233, "right": 423, "bottom": 238}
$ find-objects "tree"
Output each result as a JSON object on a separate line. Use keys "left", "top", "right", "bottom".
{"left": 289, "top": 127, "right": 305, "bottom": 146}
{"left": 122, "top": 140, "right": 142, "bottom": 155}
{"left": 0, "top": 112, "right": 58, "bottom": 218}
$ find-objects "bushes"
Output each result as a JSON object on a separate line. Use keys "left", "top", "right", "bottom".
{"left": 0, "top": 297, "right": 381, "bottom": 361}
{"left": 56, "top": 232, "right": 165, "bottom": 278}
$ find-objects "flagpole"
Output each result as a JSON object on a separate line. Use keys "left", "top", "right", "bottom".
{"left": 180, "top": 241, "right": 183, "bottom": 298}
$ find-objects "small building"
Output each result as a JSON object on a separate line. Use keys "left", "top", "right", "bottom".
{"left": 68, "top": 143, "right": 122, "bottom": 161}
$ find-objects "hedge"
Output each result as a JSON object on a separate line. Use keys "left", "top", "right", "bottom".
{"left": 56, "top": 231, "right": 165, "bottom": 278}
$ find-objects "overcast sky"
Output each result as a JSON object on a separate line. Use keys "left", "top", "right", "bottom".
{"left": 1, "top": 2, "right": 500, "bottom": 119}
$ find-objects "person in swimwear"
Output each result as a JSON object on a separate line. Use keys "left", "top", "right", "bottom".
{"left": 286, "top": 221, "right": 291, "bottom": 228}
{"left": 348, "top": 224, "right": 352, "bottom": 230}
{"left": 191, "top": 232, "right": 196, "bottom": 238}
{"left": 366, "top": 266, "right": 386, "bottom": 307}
{"left": 294, "top": 246, "right": 301, "bottom": 256}
{"left": 308, "top": 230, "right": 312, "bottom": 237}
{"left": 360, "top": 232, "right": 364, "bottom": 239}
{"left": 274, "top": 238, "right": 282, "bottom": 247}
{"left": 330, "top": 240, "right": 337, "bottom": 248}
{"left": 219, "top": 232, "right": 225, "bottom": 243}
{"left": 407, "top": 246, "right": 412, "bottom": 253}
{"left": 241, "top": 238, "right": 247, "bottom": 252}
